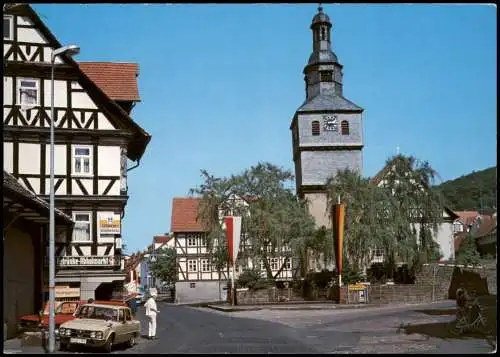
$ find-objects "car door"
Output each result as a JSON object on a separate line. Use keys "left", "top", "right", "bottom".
{"left": 123, "top": 308, "right": 135, "bottom": 336}
{"left": 115, "top": 308, "right": 127, "bottom": 343}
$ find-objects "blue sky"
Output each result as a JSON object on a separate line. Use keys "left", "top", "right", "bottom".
{"left": 33, "top": 4, "right": 497, "bottom": 253}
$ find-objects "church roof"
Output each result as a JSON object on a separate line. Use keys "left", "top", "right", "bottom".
{"left": 297, "top": 94, "right": 363, "bottom": 113}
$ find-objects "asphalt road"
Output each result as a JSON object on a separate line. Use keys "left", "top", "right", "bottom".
{"left": 119, "top": 301, "right": 494, "bottom": 354}
{"left": 4, "top": 301, "right": 495, "bottom": 354}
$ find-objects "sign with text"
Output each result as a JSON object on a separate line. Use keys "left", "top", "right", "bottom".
{"left": 97, "top": 212, "right": 121, "bottom": 236}
{"left": 57, "top": 255, "right": 118, "bottom": 267}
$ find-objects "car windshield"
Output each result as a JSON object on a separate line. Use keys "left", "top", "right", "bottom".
{"left": 43, "top": 302, "right": 76, "bottom": 315}
{"left": 75, "top": 305, "right": 119, "bottom": 321}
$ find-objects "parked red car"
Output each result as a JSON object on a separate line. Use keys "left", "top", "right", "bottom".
{"left": 17, "top": 300, "right": 127, "bottom": 335}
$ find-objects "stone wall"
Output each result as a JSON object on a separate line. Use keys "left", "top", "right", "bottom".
{"left": 237, "top": 288, "right": 294, "bottom": 305}
{"left": 367, "top": 263, "right": 496, "bottom": 305}
{"left": 234, "top": 262, "right": 497, "bottom": 306}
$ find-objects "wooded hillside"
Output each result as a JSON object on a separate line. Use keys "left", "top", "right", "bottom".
{"left": 435, "top": 166, "right": 497, "bottom": 214}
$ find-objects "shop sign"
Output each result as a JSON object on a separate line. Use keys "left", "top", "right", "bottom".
{"left": 348, "top": 283, "right": 367, "bottom": 291}
{"left": 57, "top": 255, "right": 118, "bottom": 267}
{"left": 98, "top": 212, "right": 121, "bottom": 236}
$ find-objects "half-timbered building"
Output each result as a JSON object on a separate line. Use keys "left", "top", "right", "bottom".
{"left": 370, "top": 158, "right": 459, "bottom": 263}
{"left": 171, "top": 197, "right": 294, "bottom": 304}
{"left": 3, "top": 4, "right": 151, "bottom": 301}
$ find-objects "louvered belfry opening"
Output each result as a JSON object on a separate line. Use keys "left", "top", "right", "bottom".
{"left": 341, "top": 120, "right": 349, "bottom": 135}
{"left": 312, "top": 120, "right": 320, "bottom": 136}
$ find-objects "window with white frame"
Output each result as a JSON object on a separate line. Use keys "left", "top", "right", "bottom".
{"left": 284, "top": 259, "right": 291, "bottom": 270}
{"left": 18, "top": 78, "right": 39, "bottom": 107}
{"left": 372, "top": 248, "right": 384, "bottom": 259}
{"left": 187, "top": 237, "right": 197, "bottom": 246}
{"left": 72, "top": 212, "right": 92, "bottom": 242}
{"left": 270, "top": 258, "right": 279, "bottom": 270}
{"left": 201, "top": 259, "right": 210, "bottom": 272}
{"left": 4, "top": 16, "right": 12, "bottom": 40}
{"left": 73, "top": 146, "right": 91, "bottom": 175}
{"left": 188, "top": 259, "right": 197, "bottom": 272}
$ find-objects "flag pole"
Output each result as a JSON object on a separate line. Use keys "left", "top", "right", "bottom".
{"left": 231, "top": 264, "right": 236, "bottom": 306}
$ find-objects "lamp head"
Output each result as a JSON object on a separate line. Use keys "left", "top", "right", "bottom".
{"left": 52, "top": 45, "right": 80, "bottom": 61}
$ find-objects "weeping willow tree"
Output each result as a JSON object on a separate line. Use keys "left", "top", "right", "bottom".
{"left": 381, "top": 155, "right": 445, "bottom": 276}
{"left": 322, "top": 155, "right": 445, "bottom": 279}
{"left": 325, "top": 169, "right": 393, "bottom": 274}
{"left": 190, "top": 162, "right": 316, "bottom": 282}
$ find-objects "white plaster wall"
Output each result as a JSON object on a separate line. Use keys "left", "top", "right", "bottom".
{"left": 3, "top": 142, "right": 14, "bottom": 172}
{"left": 45, "top": 178, "right": 66, "bottom": 195}
{"left": 17, "top": 16, "right": 34, "bottom": 26}
{"left": 72, "top": 246, "right": 92, "bottom": 256}
{"left": 4, "top": 43, "right": 11, "bottom": 58}
{"left": 98, "top": 146, "right": 120, "bottom": 176}
{"left": 18, "top": 143, "right": 40, "bottom": 174}
{"left": 4, "top": 77, "right": 13, "bottom": 105}
{"left": 44, "top": 144, "right": 66, "bottom": 175}
{"left": 3, "top": 227, "right": 35, "bottom": 339}
{"left": 97, "top": 113, "right": 115, "bottom": 130}
{"left": 44, "top": 80, "right": 67, "bottom": 108}
{"left": 97, "top": 179, "right": 117, "bottom": 195}
{"left": 26, "top": 177, "right": 40, "bottom": 194}
{"left": 17, "top": 26, "right": 46, "bottom": 44}
{"left": 71, "top": 81, "right": 82, "bottom": 90}
{"left": 80, "top": 179, "right": 93, "bottom": 194}
{"left": 72, "top": 92, "right": 97, "bottom": 110}
{"left": 413, "top": 222, "right": 455, "bottom": 262}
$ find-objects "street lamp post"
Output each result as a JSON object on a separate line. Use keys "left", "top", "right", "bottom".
{"left": 48, "top": 45, "right": 80, "bottom": 353}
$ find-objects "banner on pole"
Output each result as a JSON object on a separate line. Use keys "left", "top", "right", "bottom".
{"left": 225, "top": 216, "right": 242, "bottom": 267}
{"left": 333, "top": 203, "right": 345, "bottom": 275}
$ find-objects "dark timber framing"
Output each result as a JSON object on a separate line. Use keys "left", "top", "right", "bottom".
{"left": 3, "top": 4, "right": 150, "bottom": 281}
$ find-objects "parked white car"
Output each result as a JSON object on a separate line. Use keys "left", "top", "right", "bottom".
{"left": 58, "top": 303, "right": 140, "bottom": 352}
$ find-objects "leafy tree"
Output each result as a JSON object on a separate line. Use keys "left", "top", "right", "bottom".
{"left": 190, "top": 162, "right": 316, "bottom": 282}
{"left": 324, "top": 169, "right": 393, "bottom": 273}
{"left": 237, "top": 268, "right": 271, "bottom": 290}
{"left": 322, "top": 155, "right": 445, "bottom": 280}
{"left": 149, "top": 247, "right": 177, "bottom": 287}
{"left": 376, "top": 154, "right": 445, "bottom": 277}
{"left": 455, "top": 232, "right": 481, "bottom": 267}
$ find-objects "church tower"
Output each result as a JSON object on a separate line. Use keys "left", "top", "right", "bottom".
{"left": 291, "top": 6, "right": 364, "bottom": 228}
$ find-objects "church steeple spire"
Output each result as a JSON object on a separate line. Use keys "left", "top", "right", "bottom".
{"left": 304, "top": 6, "right": 343, "bottom": 100}
{"left": 311, "top": 5, "right": 332, "bottom": 53}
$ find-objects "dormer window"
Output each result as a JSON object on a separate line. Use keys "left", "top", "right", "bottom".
{"left": 312, "top": 120, "right": 320, "bottom": 136}
{"left": 4, "top": 16, "right": 13, "bottom": 40}
{"left": 320, "top": 71, "right": 333, "bottom": 82}
{"left": 341, "top": 120, "right": 349, "bottom": 135}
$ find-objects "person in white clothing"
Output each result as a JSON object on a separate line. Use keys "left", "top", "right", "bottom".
{"left": 144, "top": 291, "right": 159, "bottom": 339}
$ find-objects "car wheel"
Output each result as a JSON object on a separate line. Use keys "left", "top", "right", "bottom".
{"left": 103, "top": 334, "right": 114, "bottom": 353}
{"left": 127, "top": 333, "right": 136, "bottom": 347}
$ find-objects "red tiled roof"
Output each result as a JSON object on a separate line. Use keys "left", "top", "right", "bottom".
{"left": 154, "top": 235, "right": 172, "bottom": 244}
{"left": 454, "top": 211, "right": 481, "bottom": 226}
{"left": 170, "top": 197, "right": 205, "bottom": 233}
{"left": 78, "top": 62, "right": 140, "bottom": 102}
{"left": 474, "top": 216, "right": 497, "bottom": 238}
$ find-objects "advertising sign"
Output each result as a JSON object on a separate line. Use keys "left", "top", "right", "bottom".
{"left": 98, "top": 212, "right": 121, "bottom": 236}
{"left": 57, "top": 255, "right": 118, "bottom": 267}
{"left": 348, "top": 283, "right": 367, "bottom": 291}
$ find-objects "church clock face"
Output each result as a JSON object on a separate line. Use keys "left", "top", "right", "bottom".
{"left": 323, "top": 115, "right": 338, "bottom": 132}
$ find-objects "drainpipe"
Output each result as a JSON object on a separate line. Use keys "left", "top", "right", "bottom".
{"left": 127, "top": 159, "right": 141, "bottom": 172}
{"left": 121, "top": 159, "right": 141, "bottom": 220}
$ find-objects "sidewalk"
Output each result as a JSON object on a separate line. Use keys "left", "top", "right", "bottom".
{"left": 206, "top": 300, "right": 457, "bottom": 313}
{"left": 3, "top": 337, "right": 45, "bottom": 354}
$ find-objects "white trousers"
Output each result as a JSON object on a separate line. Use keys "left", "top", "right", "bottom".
{"left": 148, "top": 315, "right": 157, "bottom": 337}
